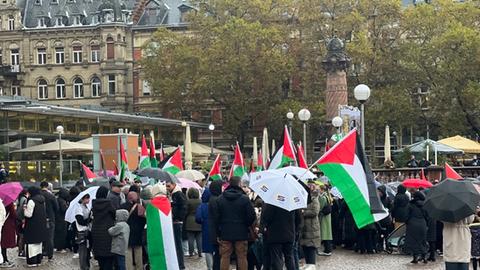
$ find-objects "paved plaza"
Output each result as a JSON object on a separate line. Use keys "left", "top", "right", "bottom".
{"left": 10, "top": 249, "right": 446, "bottom": 270}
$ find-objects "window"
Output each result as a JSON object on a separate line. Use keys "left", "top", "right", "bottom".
{"left": 51, "top": 0, "right": 58, "bottom": 3}
{"left": 73, "top": 46, "right": 82, "bottom": 63}
{"left": 0, "top": 87, "right": 4, "bottom": 96}
{"left": 10, "top": 49, "right": 19, "bottom": 72}
{"left": 34, "top": 0, "right": 42, "bottom": 4}
{"left": 106, "top": 37, "right": 114, "bottom": 59}
{"left": 108, "top": 75, "right": 115, "bottom": 95}
{"left": 11, "top": 85, "right": 20, "bottom": 96}
{"left": 73, "top": 78, "right": 84, "bottom": 98}
{"left": 37, "top": 79, "right": 48, "bottom": 99}
{"left": 56, "top": 78, "right": 66, "bottom": 99}
{"left": 73, "top": 16, "right": 82, "bottom": 26}
{"left": 56, "top": 17, "right": 64, "bottom": 26}
{"left": 91, "top": 77, "right": 101, "bottom": 97}
{"left": 142, "top": 80, "right": 151, "bottom": 96}
{"left": 91, "top": 45, "right": 100, "bottom": 62}
{"left": 55, "top": 47, "right": 64, "bottom": 64}
{"left": 37, "top": 48, "right": 46, "bottom": 65}
{"left": 37, "top": 18, "right": 46, "bottom": 27}
{"left": 8, "top": 16, "right": 14, "bottom": 31}
{"left": 0, "top": 49, "right": 2, "bottom": 65}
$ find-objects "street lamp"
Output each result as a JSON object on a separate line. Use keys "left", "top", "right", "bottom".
{"left": 209, "top": 123, "right": 215, "bottom": 157}
{"left": 56, "top": 125, "right": 64, "bottom": 187}
{"left": 332, "top": 116, "right": 343, "bottom": 142}
{"left": 286, "top": 109, "right": 294, "bottom": 136}
{"left": 298, "top": 108, "right": 311, "bottom": 161}
{"left": 354, "top": 84, "right": 371, "bottom": 149}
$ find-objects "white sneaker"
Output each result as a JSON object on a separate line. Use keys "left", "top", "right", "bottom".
{"left": 72, "top": 253, "right": 79, "bottom": 259}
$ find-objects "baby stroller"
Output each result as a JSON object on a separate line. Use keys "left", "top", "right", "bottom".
{"left": 386, "top": 224, "right": 408, "bottom": 254}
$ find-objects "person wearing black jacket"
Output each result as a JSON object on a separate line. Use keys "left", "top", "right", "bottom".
{"left": 40, "top": 181, "right": 59, "bottom": 261}
{"left": 91, "top": 186, "right": 116, "bottom": 270}
{"left": 405, "top": 191, "right": 429, "bottom": 264}
{"left": 166, "top": 179, "right": 187, "bottom": 270}
{"left": 207, "top": 180, "right": 223, "bottom": 270}
{"left": 24, "top": 186, "right": 48, "bottom": 267}
{"left": 120, "top": 191, "right": 146, "bottom": 270}
{"left": 260, "top": 203, "right": 301, "bottom": 270}
{"left": 392, "top": 185, "right": 410, "bottom": 229}
{"left": 55, "top": 188, "right": 70, "bottom": 252}
{"left": 215, "top": 177, "right": 256, "bottom": 270}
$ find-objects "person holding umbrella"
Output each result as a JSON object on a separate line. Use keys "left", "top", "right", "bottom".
{"left": 0, "top": 200, "right": 16, "bottom": 267}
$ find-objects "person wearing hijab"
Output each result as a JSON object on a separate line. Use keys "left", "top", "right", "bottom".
{"left": 405, "top": 191, "right": 429, "bottom": 264}
{"left": 91, "top": 186, "right": 116, "bottom": 270}
{"left": 24, "top": 186, "right": 48, "bottom": 267}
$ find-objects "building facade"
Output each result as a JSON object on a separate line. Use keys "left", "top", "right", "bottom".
{"left": 0, "top": 0, "right": 193, "bottom": 113}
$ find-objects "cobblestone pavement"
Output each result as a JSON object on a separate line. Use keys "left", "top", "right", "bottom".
{"left": 10, "top": 248, "right": 446, "bottom": 270}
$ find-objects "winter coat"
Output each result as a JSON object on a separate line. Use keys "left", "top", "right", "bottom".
{"left": 261, "top": 204, "right": 301, "bottom": 244}
{"left": 215, "top": 185, "right": 256, "bottom": 241}
{"left": 171, "top": 190, "right": 187, "bottom": 223}
{"left": 120, "top": 201, "right": 146, "bottom": 247}
{"left": 24, "top": 194, "right": 48, "bottom": 244}
{"left": 107, "top": 191, "right": 122, "bottom": 210}
{"left": 185, "top": 198, "right": 201, "bottom": 232}
{"left": 207, "top": 193, "right": 221, "bottom": 245}
{"left": 195, "top": 189, "right": 214, "bottom": 253}
{"left": 404, "top": 199, "right": 428, "bottom": 255}
{"left": 41, "top": 189, "right": 59, "bottom": 223}
{"left": 91, "top": 198, "right": 116, "bottom": 258}
{"left": 108, "top": 209, "right": 130, "bottom": 256}
{"left": 319, "top": 193, "right": 333, "bottom": 241}
{"left": 54, "top": 189, "right": 69, "bottom": 250}
{"left": 1, "top": 203, "right": 17, "bottom": 248}
{"left": 300, "top": 194, "right": 321, "bottom": 248}
{"left": 443, "top": 215, "right": 475, "bottom": 263}
{"left": 470, "top": 224, "right": 480, "bottom": 258}
{"left": 426, "top": 215, "right": 437, "bottom": 242}
{"left": 392, "top": 193, "right": 410, "bottom": 223}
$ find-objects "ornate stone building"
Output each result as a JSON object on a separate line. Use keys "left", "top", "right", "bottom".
{"left": 0, "top": 0, "right": 193, "bottom": 113}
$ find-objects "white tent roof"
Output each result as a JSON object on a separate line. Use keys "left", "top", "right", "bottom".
{"left": 12, "top": 140, "right": 92, "bottom": 154}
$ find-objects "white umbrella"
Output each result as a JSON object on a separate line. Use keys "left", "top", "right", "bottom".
{"left": 64, "top": 186, "right": 99, "bottom": 223}
{"left": 262, "top": 128, "right": 270, "bottom": 167}
{"left": 275, "top": 166, "right": 316, "bottom": 181}
{"left": 176, "top": 169, "right": 205, "bottom": 181}
{"left": 249, "top": 171, "right": 308, "bottom": 211}
{"left": 252, "top": 137, "right": 258, "bottom": 168}
{"left": 185, "top": 124, "right": 193, "bottom": 170}
{"left": 384, "top": 125, "right": 391, "bottom": 162}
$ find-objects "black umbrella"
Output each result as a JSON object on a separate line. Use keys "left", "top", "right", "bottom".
{"left": 135, "top": 168, "right": 178, "bottom": 183}
{"left": 424, "top": 179, "right": 480, "bottom": 223}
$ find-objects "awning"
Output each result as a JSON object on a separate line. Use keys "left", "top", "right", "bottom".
{"left": 396, "top": 139, "right": 464, "bottom": 154}
{"left": 11, "top": 140, "right": 92, "bottom": 154}
{"left": 438, "top": 136, "right": 480, "bottom": 154}
{"left": 164, "top": 142, "right": 233, "bottom": 156}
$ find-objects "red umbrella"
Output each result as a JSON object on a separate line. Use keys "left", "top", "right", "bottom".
{"left": 402, "top": 178, "right": 433, "bottom": 189}
{"left": 0, "top": 182, "right": 23, "bottom": 206}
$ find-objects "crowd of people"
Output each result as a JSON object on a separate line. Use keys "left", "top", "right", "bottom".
{"left": 0, "top": 173, "right": 478, "bottom": 270}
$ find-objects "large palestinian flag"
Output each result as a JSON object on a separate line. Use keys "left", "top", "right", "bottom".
{"left": 229, "top": 142, "right": 245, "bottom": 179}
{"left": 268, "top": 126, "right": 297, "bottom": 169}
{"left": 147, "top": 196, "right": 179, "bottom": 270}
{"left": 139, "top": 135, "right": 151, "bottom": 169}
{"left": 161, "top": 147, "right": 184, "bottom": 175}
{"left": 314, "top": 129, "right": 387, "bottom": 229}
{"left": 208, "top": 154, "right": 222, "bottom": 181}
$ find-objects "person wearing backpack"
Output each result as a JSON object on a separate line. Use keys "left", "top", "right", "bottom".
{"left": 318, "top": 184, "right": 333, "bottom": 256}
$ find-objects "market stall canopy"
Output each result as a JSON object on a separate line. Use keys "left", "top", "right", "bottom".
{"left": 164, "top": 142, "right": 233, "bottom": 156}
{"left": 438, "top": 135, "right": 480, "bottom": 154}
{"left": 11, "top": 140, "right": 92, "bottom": 154}
{"left": 77, "top": 137, "right": 93, "bottom": 146}
{"left": 395, "top": 139, "right": 464, "bottom": 155}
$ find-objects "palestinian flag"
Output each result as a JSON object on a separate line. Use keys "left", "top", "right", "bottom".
{"left": 208, "top": 154, "right": 222, "bottom": 181}
{"left": 140, "top": 135, "right": 151, "bottom": 169}
{"left": 81, "top": 163, "right": 97, "bottom": 184}
{"left": 297, "top": 143, "right": 308, "bottom": 169}
{"left": 161, "top": 147, "right": 183, "bottom": 175}
{"left": 150, "top": 134, "right": 158, "bottom": 168}
{"left": 314, "top": 129, "right": 387, "bottom": 229}
{"left": 229, "top": 142, "right": 245, "bottom": 179}
{"left": 147, "top": 196, "right": 180, "bottom": 270}
{"left": 119, "top": 140, "right": 129, "bottom": 181}
{"left": 445, "top": 163, "right": 462, "bottom": 180}
{"left": 112, "top": 159, "right": 119, "bottom": 176}
{"left": 100, "top": 149, "right": 107, "bottom": 177}
{"left": 257, "top": 151, "right": 264, "bottom": 171}
{"left": 268, "top": 126, "right": 297, "bottom": 169}
{"left": 158, "top": 143, "right": 166, "bottom": 163}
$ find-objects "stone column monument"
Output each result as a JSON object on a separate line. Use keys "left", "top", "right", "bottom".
{"left": 322, "top": 37, "right": 351, "bottom": 122}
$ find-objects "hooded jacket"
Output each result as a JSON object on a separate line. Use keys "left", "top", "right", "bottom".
{"left": 195, "top": 188, "right": 214, "bottom": 253}
{"left": 215, "top": 185, "right": 256, "bottom": 241}
{"left": 392, "top": 185, "right": 410, "bottom": 223}
{"left": 108, "top": 209, "right": 130, "bottom": 256}
{"left": 207, "top": 181, "right": 223, "bottom": 244}
{"left": 91, "top": 189, "right": 116, "bottom": 258}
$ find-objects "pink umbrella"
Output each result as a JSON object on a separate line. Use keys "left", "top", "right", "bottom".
{"left": 0, "top": 182, "right": 23, "bottom": 206}
{"left": 178, "top": 178, "right": 202, "bottom": 191}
